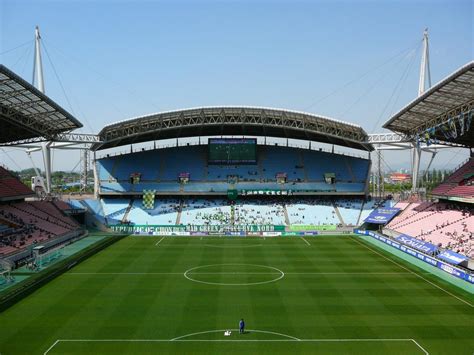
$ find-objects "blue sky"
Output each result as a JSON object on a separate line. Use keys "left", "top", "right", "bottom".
{"left": 0, "top": 0, "right": 473, "bottom": 172}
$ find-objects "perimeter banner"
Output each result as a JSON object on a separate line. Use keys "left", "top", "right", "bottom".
{"left": 354, "top": 229, "right": 474, "bottom": 284}
{"left": 394, "top": 234, "right": 438, "bottom": 254}
{"left": 110, "top": 224, "right": 285, "bottom": 234}
{"left": 437, "top": 250, "right": 468, "bottom": 265}
{"left": 364, "top": 208, "right": 400, "bottom": 224}
{"left": 288, "top": 225, "right": 336, "bottom": 231}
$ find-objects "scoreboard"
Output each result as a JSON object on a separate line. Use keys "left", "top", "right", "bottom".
{"left": 208, "top": 138, "right": 257, "bottom": 164}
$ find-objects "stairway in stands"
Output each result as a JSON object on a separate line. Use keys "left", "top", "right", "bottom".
{"left": 283, "top": 204, "right": 290, "bottom": 225}
{"left": 332, "top": 202, "right": 345, "bottom": 226}
{"left": 121, "top": 199, "right": 134, "bottom": 224}
{"left": 175, "top": 200, "right": 183, "bottom": 225}
{"left": 356, "top": 200, "right": 365, "bottom": 225}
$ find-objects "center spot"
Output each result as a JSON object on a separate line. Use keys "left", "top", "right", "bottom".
{"left": 183, "top": 263, "right": 285, "bottom": 286}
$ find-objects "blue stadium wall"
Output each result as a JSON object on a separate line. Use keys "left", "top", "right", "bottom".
{"left": 96, "top": 145, "right": 370, "bottom": 196}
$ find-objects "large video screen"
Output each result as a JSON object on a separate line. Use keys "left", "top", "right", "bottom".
{"left": 208, "top": 138, "right": 257, "bottom": 164}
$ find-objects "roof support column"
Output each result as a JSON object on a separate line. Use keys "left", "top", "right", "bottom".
{"left": 80, "top": 149, "right": 89, "bottom": 193}
{"left": 411, "top": 144, "right": 422, "bottom": 193}
{"left": 93, "top": 151, "right": 99, "bottom": 199}
{"left": 41, "top": 142, "right": 52, "bottom": 194}
{"left": 377, "top": 147, "right": 384, "bottom": 199}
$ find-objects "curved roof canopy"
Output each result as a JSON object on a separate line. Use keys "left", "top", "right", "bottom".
{"left": 0, "top": 65, "right": 82, "bottom": 145}
{"left": 93, "top": 106, "right": 372, "bottom": 151}
{"left": 383, "top": 61, "right": 474, "bottom": 147}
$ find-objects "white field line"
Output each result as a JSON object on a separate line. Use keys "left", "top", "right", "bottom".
{"left": 43, "top": 339, "right": 60, "bottom": 355}
{"left": 44, "top": 338, "right": 427, "bottom": 355}
{"left": 300, "top": 237, "right": 311, "bottom": 246}
{"left": 186, "top": 272, "right": 281, "bottom": 275}
{"left": 157, "top": 246, "right": 281, "bottom": 249}
{"left": 183, "top": 264, "right": 285, "bottom": 286}
{"left": 170, "top": 329, "right": 300, "bottom": 341}
{"left": 67, "top": 271, "right": 413, "bottom": 276}
{"left": 155, "top": 237, "right": 165, "bottom": 246}
{"left": 350, "top": 237, "right": 474, "bottom": 308}
{"left": 68, "top": 272, "right": 185, "bottom": 275}
{"left": 411, "top": 339, "right": 430, "bottom": 355}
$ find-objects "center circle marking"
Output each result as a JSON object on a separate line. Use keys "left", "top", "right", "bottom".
{"left": 183, "top": 263, "right": 285, "bottom": 286}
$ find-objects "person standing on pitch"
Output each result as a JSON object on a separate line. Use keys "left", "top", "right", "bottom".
{"left": 239, "top": 319, "right": 245, "bottom": 334}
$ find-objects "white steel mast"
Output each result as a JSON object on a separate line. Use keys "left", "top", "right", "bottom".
{"left": 412, "top": 28, "right": 432, "bottom": 193}
{"left": 418, "top": 29, "right": 432, "bottom": 96}
{"left": 33, "top": 26, "right": 45, "bottom": 93}
{"left": 33, "top": 26, "right": 52, "bottom": 194}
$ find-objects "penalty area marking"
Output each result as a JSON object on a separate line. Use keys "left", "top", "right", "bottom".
{"left": 170, "top": 328, "right": 300, "bottom": 341}
{"left": 350, "top": 237, "right": 474, "bottom": 308}
{"left": 300, "top": 237, "right": 311, "bottom": 246}
{"left": 44, "top": 335, "right": 428, "bottom": 355}
{"left": 155, "top": 237, "right": 165, "bottom": 246}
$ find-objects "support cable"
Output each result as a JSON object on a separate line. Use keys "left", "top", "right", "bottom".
{"left": 43, "top": 39, "right": 162, "bottom": 114}
{"left": 370, "top": 42, "right": 422, "bottom": 133}
{"left": 41, "top": 40, "right": 95, "bottom": 133}
{"left": 303, "top": 40, "right": 421, "bottom": 111}
{"left": 338, "top": 51, "right": 412, "bottom": 118}
{"left": 0, "top": 40, "right": 34, "bottom": 56}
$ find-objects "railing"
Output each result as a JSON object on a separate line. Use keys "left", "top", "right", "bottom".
{"left": 355, "top": 229, "right": 473, "bottom": 280}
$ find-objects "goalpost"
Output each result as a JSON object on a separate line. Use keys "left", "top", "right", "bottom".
{"left": 33, "top": 246, "right": 63, "bottom": 269}
{"left": 0, "top": 259, "right": 14, "bottom": 285}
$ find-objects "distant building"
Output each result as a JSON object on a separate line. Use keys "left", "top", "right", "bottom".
{"left": 390, "top": 173, "right": 411, "bottom": 183}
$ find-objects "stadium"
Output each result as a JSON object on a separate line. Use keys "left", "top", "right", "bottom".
{"left": 0, "top": 23, "right": 473, "bottom": 355}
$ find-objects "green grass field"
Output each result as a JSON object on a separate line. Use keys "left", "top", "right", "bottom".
{"left": 0, "top": 235, "right": 473, "bottom": 354}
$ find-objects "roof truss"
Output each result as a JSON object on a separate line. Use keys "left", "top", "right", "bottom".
{"left": 383, "top": 61, "right": 474, "bottom": 148}
{"left": 0, "top": 65, "right": 82, "bottom": 144}
{"left": 94, "top": 107, "right": 372, "bottom": 151}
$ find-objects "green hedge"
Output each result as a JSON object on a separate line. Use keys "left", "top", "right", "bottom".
{"left": 0, "top": 234, "right": 127, "bottom": 312}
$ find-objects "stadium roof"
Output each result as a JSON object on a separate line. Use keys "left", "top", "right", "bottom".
{"left": 383, "top": 61, "right": 474, "bottom": 147}
{"left": 93, "top": 106, "right": 373, "bottom": 151}
{"left": 0, "top": 65, "right": 82, "bottom": 145}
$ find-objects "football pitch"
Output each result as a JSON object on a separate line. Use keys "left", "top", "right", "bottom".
{"left": 0, "top": 235, "right": 473, "bottom": 354}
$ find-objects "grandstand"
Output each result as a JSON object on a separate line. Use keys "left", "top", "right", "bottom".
{"left": 0, "top": 178, "right": 84, "bottom": 260}
{"left": 0, "top": 166, "right": 35, "bottom": 201}
{"left": 431, "top": 158, "right": 474, "bottom": 202}
{"left": 83, "top": 196, "right": 381, "bottom": 230}
{"left": 78, "top": 106, "right": 378, "bottom": 233}
{"left": 376, "top": 61, "right": 474, "bottom": 260}
{"left": 0, "top": 64, "right": 85, "bottom": 262}
{"left": 96, "top": 144, "right": 370, "bottom": 196}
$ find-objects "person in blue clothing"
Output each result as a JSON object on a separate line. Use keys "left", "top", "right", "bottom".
{"left": 239, "top": 319, "right": 245, "bottom": 334}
